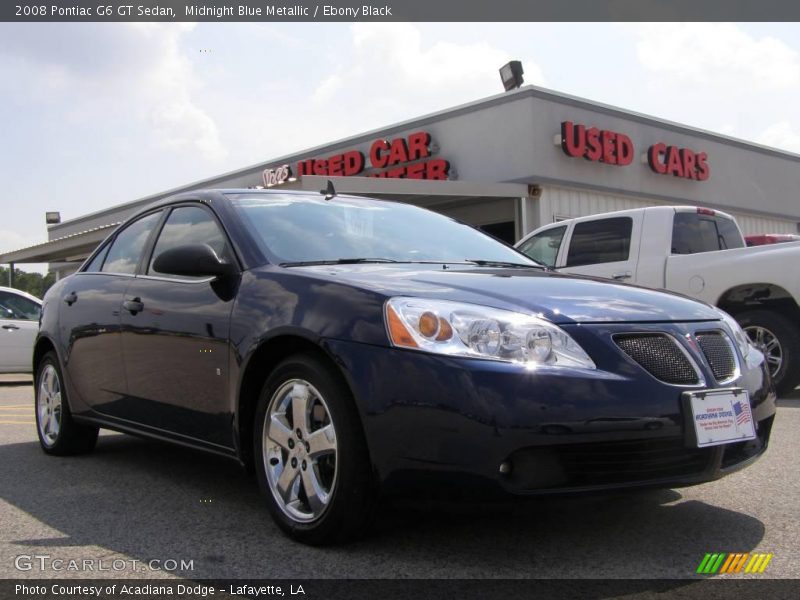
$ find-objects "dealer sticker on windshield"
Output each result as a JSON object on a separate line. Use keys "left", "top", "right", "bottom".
{"left": 688, "top": 389, "right": 756, "bottom": 448}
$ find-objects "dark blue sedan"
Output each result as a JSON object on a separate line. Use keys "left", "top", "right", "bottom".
{"left": 34, "top": 189, "right": 776, "bottom": 544}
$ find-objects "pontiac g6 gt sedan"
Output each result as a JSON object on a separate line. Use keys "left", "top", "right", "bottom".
{"left": 35, "top": 189, "right": 776, "bottom": 544}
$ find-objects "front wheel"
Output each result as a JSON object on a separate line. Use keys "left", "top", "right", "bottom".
{"left": 254, "top": 354, "right": 375, "bottom": 545}
{"left": 35, "top": 351, "right": 99, "bottom": 455}
{"left": 737, "top": 310, "right": 800, "bottom": 396}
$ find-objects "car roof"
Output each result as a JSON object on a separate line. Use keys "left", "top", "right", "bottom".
{"left": 516, "top": 205, "right": 738, "bottom": 245}
{"left": 0, "top": 286, "right": 43, "bottom": 304}
{"left": 127, "top": 188, "right": 383, "bottom": 216}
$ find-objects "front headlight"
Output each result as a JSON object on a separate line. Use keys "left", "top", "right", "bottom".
{"left": 385, "top": 297, "right": 595, "bottom": 369}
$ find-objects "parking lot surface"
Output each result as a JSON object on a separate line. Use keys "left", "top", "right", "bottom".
{"left": 1, "top": 375, "right": 798, "bottom": 580}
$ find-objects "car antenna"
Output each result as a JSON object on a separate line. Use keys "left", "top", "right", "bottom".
{"left": 320, "top": 180, "right": 336, "bottom": 201}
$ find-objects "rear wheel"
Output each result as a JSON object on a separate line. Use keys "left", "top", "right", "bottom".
{"left": 35, "top": 351, "right": 98, "bottom": 455}
{"left": 254, "top": 354, "right": 375, "bottom": 545}
{"left": 737, "top": 310, "right": 800, "bottom": 396}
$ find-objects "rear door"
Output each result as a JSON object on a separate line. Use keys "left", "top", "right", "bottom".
{"left": 558, "top": 214, "right": 642, "bottom": 281}
{"left": 59, "top": 210, "right": 163, "bottom": 412}
{"left": 670, "top": 210, "right": 745, "bottom": 255}
{"left": 0, "top": 290, "right": 41, "bottom": 373}
{"left": 666, "top": 209, "right": 746, "bottom": 301}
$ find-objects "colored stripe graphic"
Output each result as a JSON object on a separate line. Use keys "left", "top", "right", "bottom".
{"left": 744, "top": 553, "right": 774, "bottom": 573}
{"left": 720, "top": 553, "right": 738, "bottom": 573}
{"left": 759, "top": 554, "right": 774, "bottom": 573}
{"left": 697, "top": 554, "right": 713, "bottom": 573}
{"left": 732, "top": 553, "right": 750, "bottom": 573}
{"left": 710, "top": 553, "right": 726, "bottom": 573}
{"left": 719, "top": 553, "right": 749, "bottom": 573}
{"left": 697, "top": 553, "right": 727, "bottom": 574}
{"left": 698, "top": 553, "right": 773, "bottom": 574}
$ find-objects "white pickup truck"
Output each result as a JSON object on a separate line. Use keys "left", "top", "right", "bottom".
{"left": 515, "top": 206, "right": 800, "bottom": 394}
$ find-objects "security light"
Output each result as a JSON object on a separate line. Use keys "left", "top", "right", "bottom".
{"left": 499, "top": 61, "right": 524, "bottom": 91}
{"left": 46, "top": 211, "right": 61, "bottom": 224}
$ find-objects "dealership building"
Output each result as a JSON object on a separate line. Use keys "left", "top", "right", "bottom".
{"left": 4, "top": 84, "right": 800, "bottom": 279}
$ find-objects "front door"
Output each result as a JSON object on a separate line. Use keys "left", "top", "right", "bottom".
{"left": 0, "top": 290, "right": 40, "bottom": 373}
{"left": 119, "top": 204, "right": 236, "bottom": 448}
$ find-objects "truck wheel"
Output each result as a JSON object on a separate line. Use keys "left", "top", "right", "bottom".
{"left": 254, "top": 354, "right": 375, "bottom": 545}
{"left": 737, "top": 310, "right": 800, "bottom": 396}
{"left": 35, "top": 351, "right": 99, "bottom": 455}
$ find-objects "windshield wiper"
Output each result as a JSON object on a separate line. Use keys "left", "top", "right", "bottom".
{"left": 464, "top": 259, "right": 542, "bottom": 269}
{"left": 279, "top": 258, "right": 400, "bottom": 267}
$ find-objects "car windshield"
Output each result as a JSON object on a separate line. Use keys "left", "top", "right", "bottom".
{"left": 227, "top": 193, "right": 541, "bottom": 267}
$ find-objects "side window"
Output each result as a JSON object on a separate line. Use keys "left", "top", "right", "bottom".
{"left": 517, "top": 226, "right": 567, "bottom": 268}
{"left": 148, "top": 206, "right": 230, "bottom": 277}
{"left": 0, "top": 291, "right": 41, "bottom": 321}
{"left": 715, "top": 217, "right": 745, "bottom": 250}
{"left": 83, "top": 244, "right": 110, "bottom": 273}
{"left": 102, "top": 211, "right": 162, "bottom": 274}
{"left": 566, "top": 217, "right": 633, "bottom": 267}
{"left": 671, "top": 213, "right": 743, "bottom": 254}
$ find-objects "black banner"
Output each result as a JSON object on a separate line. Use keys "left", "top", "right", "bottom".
{"left": 2, "top": 579, "right": 799, "bottom": 600}
{"left": 4, "top": 0, "right": 800, "bottom": 22}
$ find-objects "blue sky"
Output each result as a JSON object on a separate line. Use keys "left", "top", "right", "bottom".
{"left": 2, "top": 22, "right": 800, "bottom": 272}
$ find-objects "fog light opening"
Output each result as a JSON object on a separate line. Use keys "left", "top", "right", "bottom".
{"left": 499, "top": 460, "right": 513, "bottom": 476}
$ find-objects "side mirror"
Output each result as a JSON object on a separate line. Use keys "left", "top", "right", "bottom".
{"left": 152, "top": 244, "right": 235, "bottom": 279}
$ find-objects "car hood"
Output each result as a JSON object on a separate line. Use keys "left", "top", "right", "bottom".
{"left": 279, "top": 264, "right": 721, "bottom": 324}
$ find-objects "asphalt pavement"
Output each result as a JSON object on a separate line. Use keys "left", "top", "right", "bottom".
{"left": 1, "top": 374, "right": 798, "bottom": 581}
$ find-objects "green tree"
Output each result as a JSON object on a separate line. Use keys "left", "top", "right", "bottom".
{"left": 0, "top": 266, "right": 56, "bottom": 299}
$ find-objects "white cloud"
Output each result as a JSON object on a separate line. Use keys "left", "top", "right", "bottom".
{"left": 312, "top": 74, "right": 344, "bottom": 104}
{"left": 0, "top": 23, "right": 226, "bottom": 161}
{"left": 311, "top": 23, "right": 546, "bottom": 120}
{"left": 0, "top": 229, "right": 46, "bottom": 255}
{"left": 134, "top": 24, "right": 227, "bottom": 160}
{"left": 208, "top": 23, "right": 549, "bottom": 171}
{"left": 633, "top": 23, "right": 800, "bottom": 90}
{"left": 758, "top": 122, "right": 800, "bottom": 154}
{"left": 148, "top": 101, "right": 226, "bottom": 160}
{"left": 618, "top": 23, "right": 800, "bottom": 154}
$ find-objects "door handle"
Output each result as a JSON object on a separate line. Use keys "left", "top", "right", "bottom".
{"left": 64, "top": 291, "right": 78, "bottom": 305}
{"left": 2, "top": 324, "right": 19, "bottom": 330}
{"left": 122, "top": 298, "right": 144, "bottom": 315}
{"left": 612, "top": 271, "right": 632, "bottom": 280}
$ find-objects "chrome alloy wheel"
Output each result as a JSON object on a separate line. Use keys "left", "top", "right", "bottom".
{"left": 745, "top": 325, "right": 783, "bottom": 377}
{"left": 37, "top": 364, "right": 62, "bottom": 447}
{"left": 262, "top": 379, "right": 338, "bottom": 523}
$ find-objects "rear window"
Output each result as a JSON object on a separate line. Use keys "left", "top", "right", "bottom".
{"left": 566, "top": 217, "right": 632, "bottom": 267}
{"left": 671, "top": 213, "right": 745, "bottom": 254}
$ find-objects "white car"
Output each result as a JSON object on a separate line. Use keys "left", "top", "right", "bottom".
{"left": 0, "top": 286, "right": 42, "bottom": 373}
{"left": 515, "top": 206, "right": 800, "bottom": 394}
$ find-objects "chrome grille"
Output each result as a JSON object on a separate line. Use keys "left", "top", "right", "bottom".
{"left": 696, "top": 331, "right": 737, "bottom": 382}
{"left": 614, "top": 334, "right": 699, "bottom": 385}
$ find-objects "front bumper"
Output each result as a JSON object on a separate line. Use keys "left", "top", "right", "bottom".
{"left": 324, "top": 321, "right": 776, "bottom": 496}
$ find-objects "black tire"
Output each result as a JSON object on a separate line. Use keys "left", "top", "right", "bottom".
{"left": 253, "top": 354, "right": 375, "bottom": 545}
{"left": 34, "top": 351, "right": 99, "bottom": 455}
{"left": 736, "top": 309, "right": 800, "bottom": 396}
